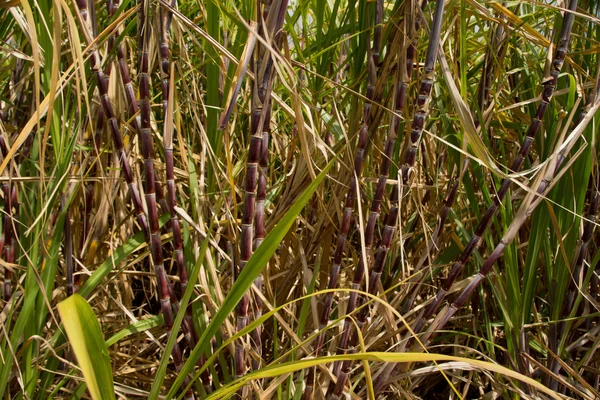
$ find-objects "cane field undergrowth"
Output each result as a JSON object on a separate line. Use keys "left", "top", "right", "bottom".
{"left": 0, "top": 0, "right": 599, "bottom": 398}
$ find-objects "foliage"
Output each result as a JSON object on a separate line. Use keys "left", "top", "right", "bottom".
{"left": 0, "top": 0, "right": 599, "bottom": 398}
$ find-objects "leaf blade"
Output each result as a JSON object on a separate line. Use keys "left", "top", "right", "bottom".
{"left": 57, "top": 294, "right": 115, "bottom": 400}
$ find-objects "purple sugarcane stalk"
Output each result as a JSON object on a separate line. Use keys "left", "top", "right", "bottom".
{"left": 250, "top": 0, "right": 273, "bottom": 372}
{"left": 234, "top": 0, "right": 287, "bottom": 390}
{"left": 74, "top": 1, "right": 192, "bottom": 397}
{"left": 74, "top": 0, "right": 149, "bottom": 237}
{"left": 401, "top": 13, "right": 509, "bottom": 315}
{"left": 302, "top": 3, "right": 381, "bottom": 398}
{"left": 408, "top": 0, "right": 578, "bottom": 342}
{"left": 334, "top": 0, "right": 429, "bottom": 366}
{"left": 158, "top": 0, "right": 212, "bottom": 391}
{"left": 327, "top": 1, "right": 445, "bottom": 396}
{"left": 137, "top": 5, "right": 193, "bottom": 398}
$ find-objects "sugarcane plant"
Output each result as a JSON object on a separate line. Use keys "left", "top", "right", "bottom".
{"left": 232, "top": 0, "right": 288, "bottom": 393}
{"left": 3, "top": 0, "right": 600, "bottom": 399}
{"left": 302, "top": 1, "right": 385, "bottom": 398}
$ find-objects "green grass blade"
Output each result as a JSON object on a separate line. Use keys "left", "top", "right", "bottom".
{"left": 57, "top": 294, "right": 115, "bottom": 400}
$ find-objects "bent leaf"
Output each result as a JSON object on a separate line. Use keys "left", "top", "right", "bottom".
{"left": 209, "top": 352, "right": 562, "bottom": 400}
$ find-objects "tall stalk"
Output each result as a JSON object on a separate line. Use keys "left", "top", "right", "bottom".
{"left": 335, "top": 0, "right": 387, "bottom": 364}
{"left": 74, "top": 1, "right": 194, "bottom": 398}
{"left": 158, "top": 0, "right": 212, "bottom": 392}
{"left": 327, "top": 1, "right": 445, "bottom": 397}
{"left": 254, "top": 0, "right": 288, "bottom": 367}
{"left": 234, "top": 0, "right": 287, "bottom": 388}
{"left": 329, "top": 5, "right": 406, "bottom": 393}
{"left": 79, "top": 0, "right": 118, "bottom": 285}
{"left": 114, "top": 21, "right": 170, "bottom": 217}
{"left": 302, "top": 4, "right": 381, "bottom": 398}
{"left": 137, "top": 4, "right": 192, "bottom": 395}
{"left": 401, "top": 13, "right": 509, "bottom": 315}
{"left": 159, "top": 0, "right": 190, "bottom": 345}
{"left": 249, "top": 0, "right": 272, "bottom": 372}
{"left": 373, "top": 2, "right": 578, "bottom": 394}
{"left": 74, "top": 0, "right": 148, "bottom": 238}
{"left": 408, "top": 0, "right": 578, "bottom": 340}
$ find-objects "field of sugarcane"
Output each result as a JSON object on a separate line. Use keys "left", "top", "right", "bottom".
{"left": 1, "top": 0, "right": 600, "bottom": 398}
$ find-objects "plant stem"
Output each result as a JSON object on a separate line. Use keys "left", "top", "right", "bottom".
{"left": 409, "top": 0, "right": 578, "bottom": 344}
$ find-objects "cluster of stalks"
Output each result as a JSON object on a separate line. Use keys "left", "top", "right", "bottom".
{"left": 324, "top": 1, "right": 431, "bottom": 397}
{"left": 374, "top": 0, "right": 580, "bottom": 394}
{"left": 407, "top": 0, "right": 578, "bottom": 344}
{"left": 233, "top": 0, "right": 288, "bottom": 393}
{"left": 73, "top": 0, "right": 200, "bottom": 397}
{"left": 400, "top": 6, "right": 510, "bottom": 316}
{"left": 303, "top": 1, "right": 384, "bottom": 398}
{"left": 4, "top": 0, "right": 600, "bottom": 398}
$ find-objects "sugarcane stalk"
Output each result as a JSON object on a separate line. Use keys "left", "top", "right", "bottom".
{"left": 137, "top": 5, "right": 193, "bottom": 397}
{"left": 74, "top": 0, "right": 148, "bottom": 237}
{"left": 314, "top": 0, "right": 377, "bottom": 359}
{"left": 234, "top": 0, "right": 287, "bottom": 389}
{"left": 74, "top": 1, "right": 193, "bottom": 397}
{"left": 375, "top": 61, "right": 600, "bottom": 399}
{"left": 327, "top": 2, "right": 445, "bottom": 396}
{"left": 337, "top": 0, "right": 428, "bottom": 346}
{"left": 302, "top": 12, "right": 376, "bottom": 400}
{"left": 109, "top": 2, "right": 192, "bottom": 344}
{"left": 80, "top": 0, "right": 118, "bottom": 281}
{"left": 250, "top": 0, "right": 273, "bottom": 373}
{"left": 0, "top": 56, "right": 28, "bottom": 303}
{"left": 110, "top": 5, "right": 169, "bottom": 216}
{"left": 408, "top": 0, "right": 578, "bottom": 341}
{"left": 303, "top": 2, "right": 393, "bottom": 397}
{"left": 399, "top": 0, "right": 444, "bottom": 187}
{"left": 401, "top": 11, "right": 510, "bottom": 314}
{"left": 330, "top": 40, "right": 401, "bottom": 397}
{"left": 159, "top": 0, "right": 189, "bottom": 339}
{"left": 159, "top": 2, "right": 212, "bottom": 391}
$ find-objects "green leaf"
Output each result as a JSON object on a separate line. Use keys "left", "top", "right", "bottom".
{"left": 57, "top": 294, "right": 115, "bottom": 400}
{"left": 164, "top": 157, "right": 335, "bottom": 399}
{"left": 105, "top": 315, "right": 163, "bottom": 347}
